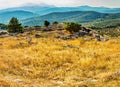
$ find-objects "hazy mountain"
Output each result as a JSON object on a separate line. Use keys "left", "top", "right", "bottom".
{"left": 0, "top": 5, "right": 55, "bottom": 15}
{"left": 0, "top": 5, "right": 120, "bottom": 24}
{"left": 0, "top": 5, "right": 120, "bottom": 15}
{"left": 22, "top": 11, "right": 120, "bottom": 26}
{"left": 33, "top": 5, "right": 120, "bottom": 15}
{"left": 0, "top": 10, "right": 38, "bottom": 23}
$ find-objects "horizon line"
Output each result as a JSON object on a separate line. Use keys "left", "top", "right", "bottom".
{"left": 0, "top": 4, "right": 120, "bottom": 10}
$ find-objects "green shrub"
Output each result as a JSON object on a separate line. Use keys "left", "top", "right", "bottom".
{"left": 44, "top": 20, "right": 50, "bottom": 27}
{"left": 65, "top": 22, "right": 82, "bottom": 33}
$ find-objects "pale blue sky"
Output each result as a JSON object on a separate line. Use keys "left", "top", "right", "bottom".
{"left": 0, "top": 0, "right": 120, "bottom": 9}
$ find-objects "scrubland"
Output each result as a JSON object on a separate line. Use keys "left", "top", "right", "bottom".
{"left": 0, "top": 32, "right": 120, "bottom": 87}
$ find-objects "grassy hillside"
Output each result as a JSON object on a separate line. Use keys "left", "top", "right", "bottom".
{"left": 83, "top": 18, "right": 120, "bottom": 37}
{"left": 22, "top": 11, "right": 120, "bottom": 26}
{"left": 84, "top": 18, "right": 120, "bottom": 28}
{"left": 0, "top": 31, "right": 120, "bottom": 86}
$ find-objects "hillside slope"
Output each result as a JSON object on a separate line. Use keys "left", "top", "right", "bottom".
{"left": 0, "top": 10, "right": 37, "bottom": 23}
{"left": 22, "top": 11, "right": 120, "bottom": 26}
{"left": 0, "top": 33, "right": 120, "bottom": 86}
{"left": 0, "top": 5, "right": 120, "bottom": 24}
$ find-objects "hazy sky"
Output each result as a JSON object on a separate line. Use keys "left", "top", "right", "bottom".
{"left": 0, "top": 0, "right": 120, "bottom": 9}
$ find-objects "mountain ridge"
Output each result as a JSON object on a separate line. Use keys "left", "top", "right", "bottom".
{"left": 0, "top": 10, "right": 38, "bottom": 23}
{"left": 22, "top": 11, "right": 120, "bottom": 26}
{"left": 0, "top": 5, "right": 120, "bottom": 14}
{"left": 0, "top": 5, "right": 120, "bottom": 24}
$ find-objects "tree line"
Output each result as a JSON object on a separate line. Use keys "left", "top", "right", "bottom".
{"left": 2, "top": 17, "right": 82, "bottom": 34}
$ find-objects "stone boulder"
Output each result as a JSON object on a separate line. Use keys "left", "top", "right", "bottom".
{"left": 0, "top": 30, "right": 8, "bottom": 35}
{"left": 34, "top": 34, "right": 41, "bottom": 38}
{"left": 9, "top": 33, "right": 18, "bottom": 36}
{"left": 93, "top": 33, "right": 101, "bottom": 41}
{"left": 76, "top": 31, "right": 88, "bottom": 37}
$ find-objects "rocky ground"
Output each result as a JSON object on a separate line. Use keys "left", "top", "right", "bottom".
{"left": 0, "top": 29, "right": 120, "bottom": 87}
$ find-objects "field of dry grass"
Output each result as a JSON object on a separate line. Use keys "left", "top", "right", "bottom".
{"left": 0, "top": 32, "right": 120, "bottom": 87}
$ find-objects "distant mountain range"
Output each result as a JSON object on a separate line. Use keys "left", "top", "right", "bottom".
{"left": 32, "top": 5, "right": 120, "bottom": 15}
{"left": 1, "top": 5, "right": 120, "bottom": 14}
{"left": 0, "top": 10, "right": 38, "bottom": 23}
{"left": 22, "top": 11, "right": 120, "bottom": 26}
{"left": 0, "top": 5, "right": 120, "bottom": 25}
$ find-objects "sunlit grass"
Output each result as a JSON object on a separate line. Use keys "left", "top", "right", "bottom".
{"left": 0, "top": 35, "right": 120, "bottom": 87}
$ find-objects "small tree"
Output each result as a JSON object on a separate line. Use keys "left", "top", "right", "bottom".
{"left": 53, "top": 21, "right": 58, "bottom": 25}
{"left": 44, "top": 20, "right": 50, "bottom": 27}
{"left": 8, "top": 17, "right": 24, "bottom": 33}
{"left": 65, "top": 22, "right": 82, "bottom": 33}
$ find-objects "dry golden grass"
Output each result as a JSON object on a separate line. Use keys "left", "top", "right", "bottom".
{"left": 0, "top": 34, "right": 120, "bottom": 87}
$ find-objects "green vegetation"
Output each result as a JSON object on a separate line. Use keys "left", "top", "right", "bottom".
{"left": 44, "top": 20, "right": 50, "bottom": 27}
{"left": 65, "top": 22, "right": 82, "bottom": 33}
{"left": 0, "top": 5, "right": 120, "bottom": 87}
{"left": 53, "top": 21, "right": 58, "bottom": 25}
{"left": 97, "top": 27, "right": 120, "bottom": 37}
{"left": 0, "top": 23, "right": 7, "bottom": 30}
{"left": 84, "top": 18, "right": 120, "bottom": 29}
{"left": 22, "top": 11, "right": 120, "bottom": 26}
{"left": 7, "top": 17, "right": 24, "bottom": 33}
{"left": 83, "top": 18, "right": 120, "bottom": 37}
{"left": 0, "top": 5, "right": 120, "bottom": 23}
{"left": 34, "top": 25, "right": 41, "bottom": 28}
